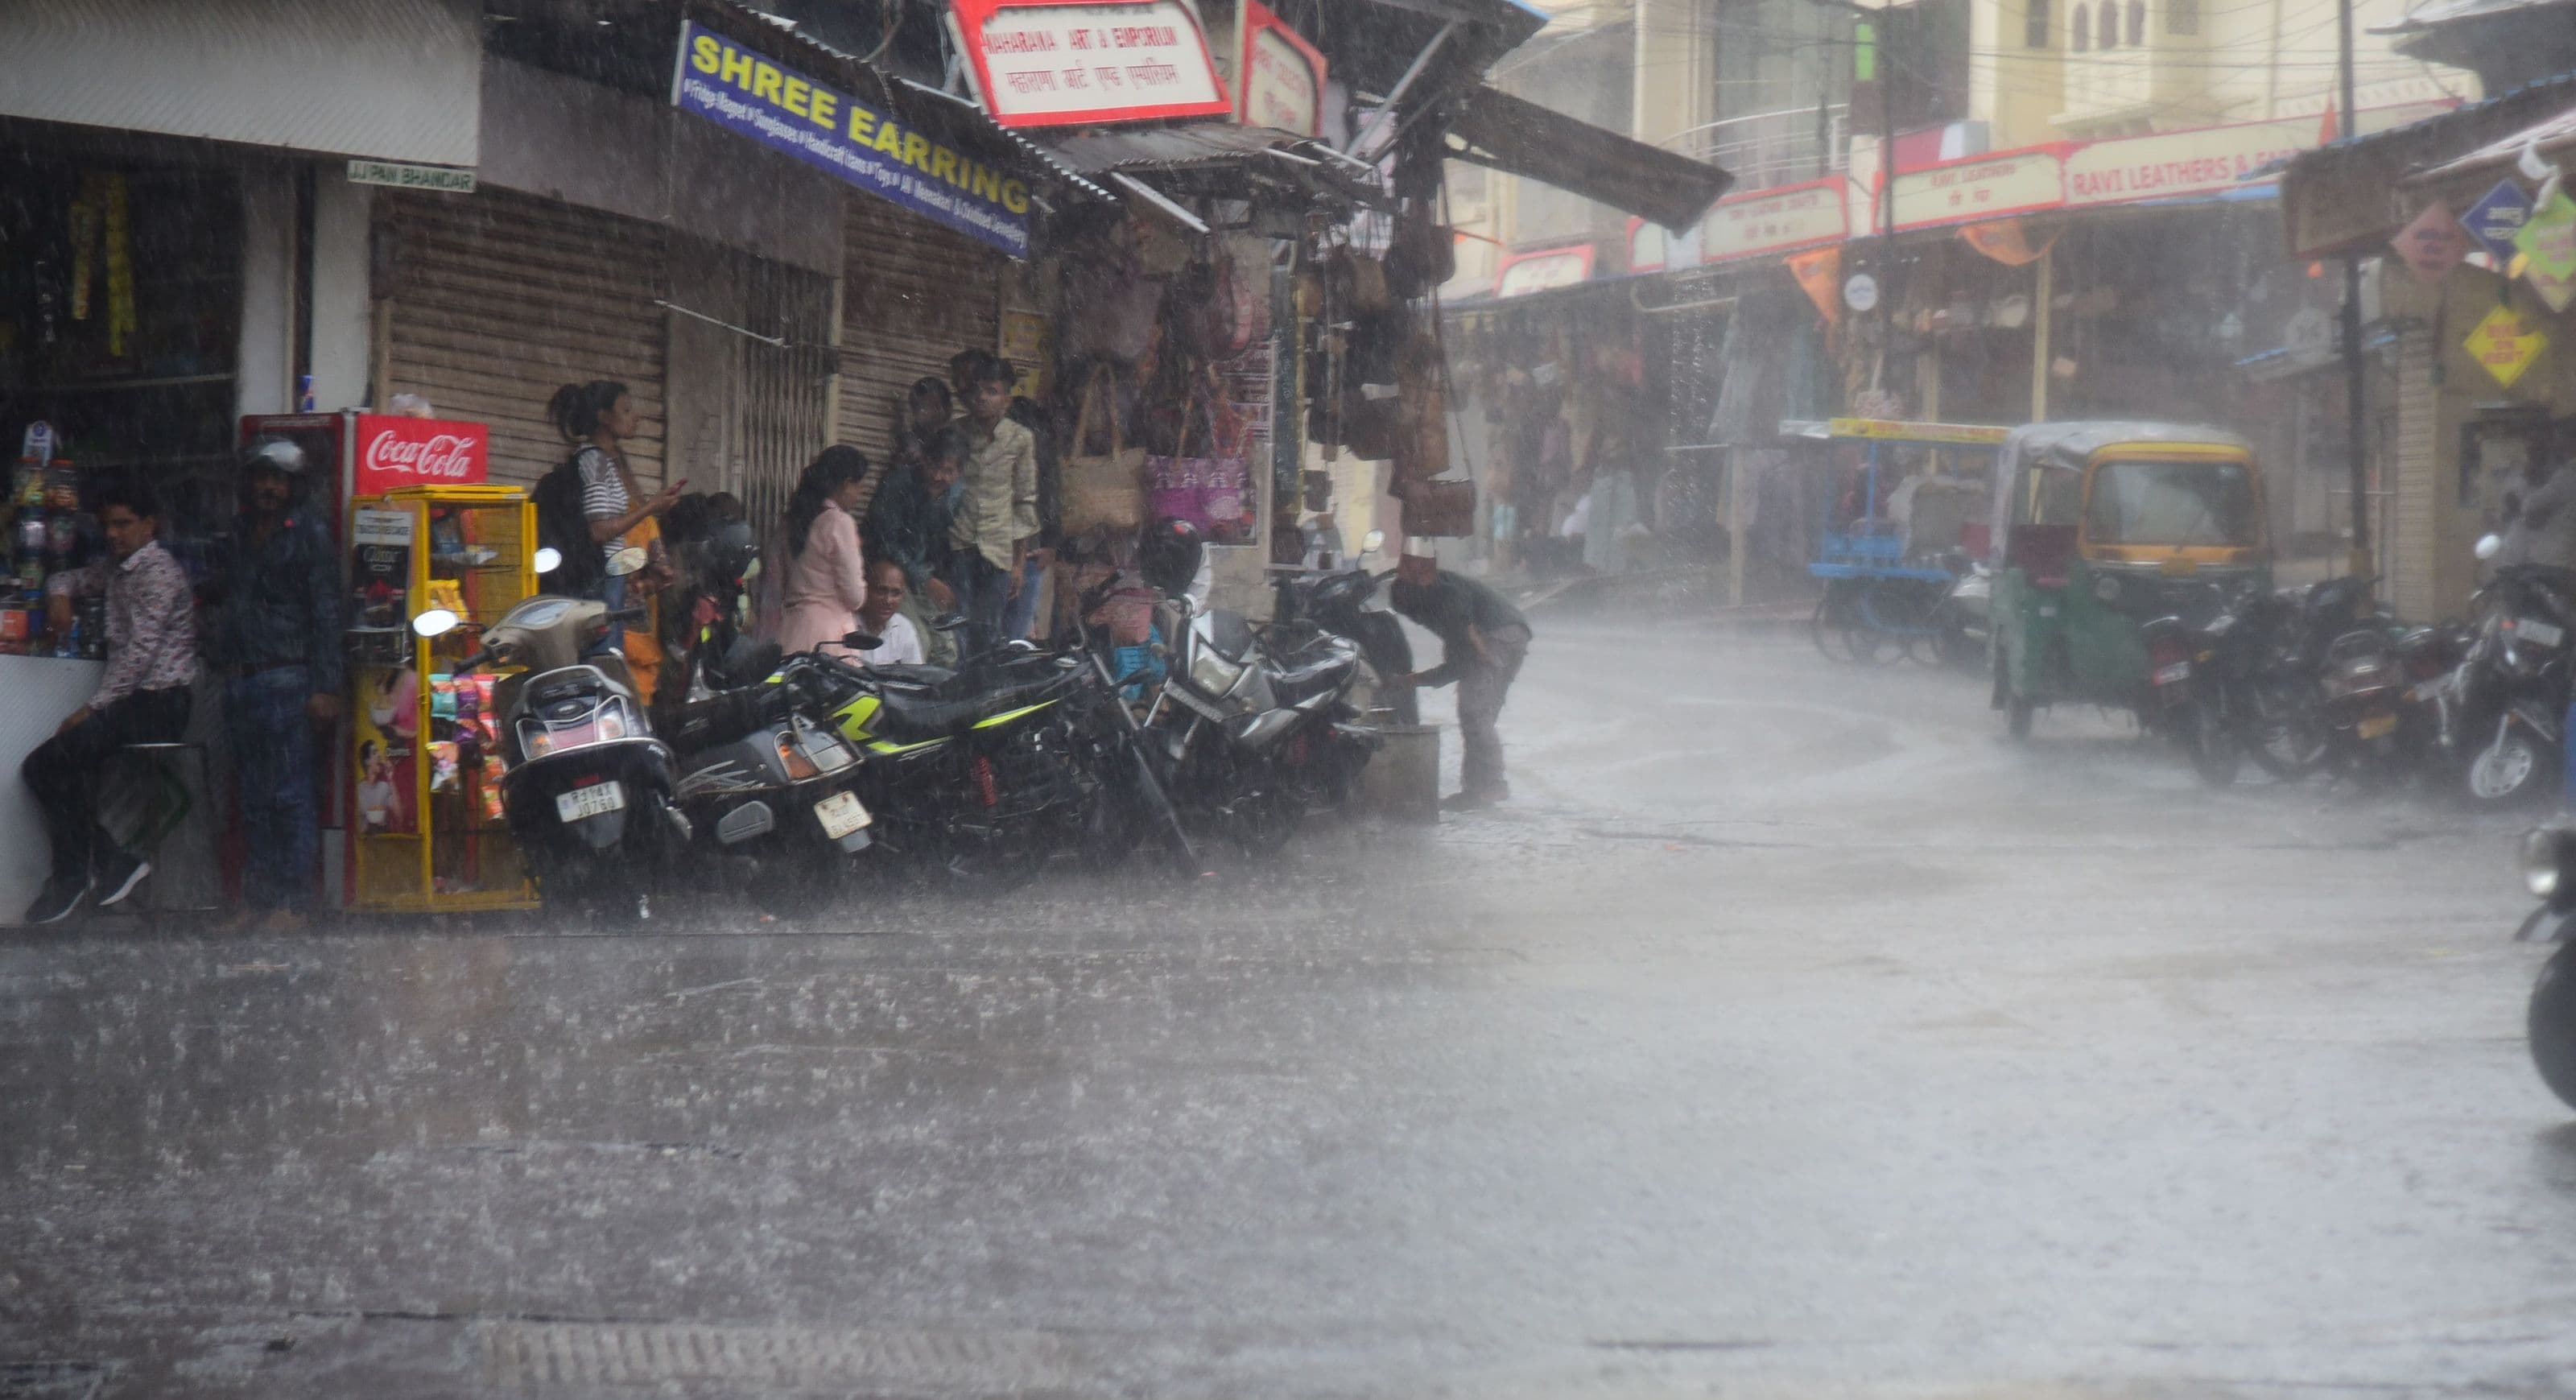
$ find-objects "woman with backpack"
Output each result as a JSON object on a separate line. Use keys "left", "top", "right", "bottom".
{"left": 542, "top": 380, "right": 679, "bottom": 608}
{"left": 776, "top": 447, "right": 873, "bottom": 659}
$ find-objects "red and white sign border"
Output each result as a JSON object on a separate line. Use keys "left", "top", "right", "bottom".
{"left": 950, "top": 0, "right": 1234, "bottom": 129}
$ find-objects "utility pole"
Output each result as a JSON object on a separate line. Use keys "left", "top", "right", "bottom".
{"left": 2337, "top": 0, "right": 2372, "bottom": 579}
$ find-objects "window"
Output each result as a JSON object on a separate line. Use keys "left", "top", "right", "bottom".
{"left": 2083, "top": 460, "right": 2261, "bottom": 547}
{"left": 2099, "top": 3, "right": 2116, "bottom": 47}
{"left": 2128, "top": 0, "right": 2146, "bottom": 43}
{"left": 2070, "top": 2, "right": 2089, "bottom": 50}
{"left": 2025, "top": 0, "right": 2049, "bottom": 47}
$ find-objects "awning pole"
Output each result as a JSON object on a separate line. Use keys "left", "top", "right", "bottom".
{"left": 2028, "top": 246, "right": 2052, "bottom": 423}
{"left": 2337, "top": 0, "right": 2373, "bottom": 580}
{"left": 1348, "top": 22, "right": 1458, "bottom": 163}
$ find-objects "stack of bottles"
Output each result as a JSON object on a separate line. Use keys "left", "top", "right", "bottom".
{"left": 1, "top": 423, "right": 103, "bottom": 660}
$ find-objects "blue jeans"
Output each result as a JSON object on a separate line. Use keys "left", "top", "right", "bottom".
{"left": 225, "top": 666, "right": 318, "bottom": 911}
{"left": 949, "top": 551, "right": 1013, "bottom": 655}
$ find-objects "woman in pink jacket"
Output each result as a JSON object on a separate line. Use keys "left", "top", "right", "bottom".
{"left": 777, "top": 447, "right": 873, "bottom": 657}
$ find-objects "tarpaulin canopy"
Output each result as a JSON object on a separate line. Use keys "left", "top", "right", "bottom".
{"left": 1445, "top": 84, "right": 1734, "bottom": 232}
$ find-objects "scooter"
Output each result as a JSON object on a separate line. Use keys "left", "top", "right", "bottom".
{"left": 412, "top": 547, "right": 682, "bottom": 922}
{"left": 1269, "top": 530, "right": 1415, "bottom": 726}
{"left": 2450, "top": 535, "right": 2576, "bottom": 805}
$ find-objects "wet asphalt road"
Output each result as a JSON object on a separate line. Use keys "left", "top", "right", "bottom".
{"left": 4, "top": 618, "right": 2571, "bottom": 1399}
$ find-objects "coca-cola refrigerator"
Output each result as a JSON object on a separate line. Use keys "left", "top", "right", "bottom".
{"left": 236, "top": 412, "right": 493, "bottom": 908}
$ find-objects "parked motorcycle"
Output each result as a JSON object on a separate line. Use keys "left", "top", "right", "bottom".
{"left": 803, "top": 626, "right": 1193, "bottom": 889}
{"left": 1136, "top": 588, "right": 1368, "bottom": 853}
{"left": 1270, "top": 559, "right": 1416, "bottom": 725}
{"left": 666, "top": 638, "right": 879, "bottom": 919}
{"left": 2450, "top": 537, "right": 2576, "bottom": 805}
{"left": 2513, "top": 824, "right": 2576, "bottom": 1110}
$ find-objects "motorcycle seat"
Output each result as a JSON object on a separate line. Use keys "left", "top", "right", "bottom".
{"left": 1272, "top": 648, "right": 1358, "bottom": 707}
{"left": 868, "top": 675, "right": 1061, "bottom": 742}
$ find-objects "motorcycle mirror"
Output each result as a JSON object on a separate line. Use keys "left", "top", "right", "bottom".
{"left": 1361, "top": 529, "right": 1386, "bottom": 555}
{"left": 2477, "top": 534, "right": 2504, "bottom": 561}
{"left": 605, "top": 544, "right": 650, "bottom": 577}
{"left": 928, "top": 613, "right": 969, "bottom": 633}
{"left": 411, "top": 607, "right": 461, "bottom": 638}
{"left": 532, "top": 546, "right": 564, "bottom": 575}
{"left": 838, "top": 630, "right": 886, "bottom": 651}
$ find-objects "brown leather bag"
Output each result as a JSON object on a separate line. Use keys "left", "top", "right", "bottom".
{"left": 1396, "top": 475, "right": 1476, "bottom": 538}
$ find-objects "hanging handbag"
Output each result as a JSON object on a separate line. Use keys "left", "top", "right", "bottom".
{"left": 1059, "top": 368, "right": 1147, "bottom": 534}
{"left": 1395, "top": 475, "right": 1476, "bottom": 539}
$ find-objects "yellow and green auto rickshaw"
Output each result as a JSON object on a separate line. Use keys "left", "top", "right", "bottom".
{"left": 1988, "top": 421, "right": 2271, "bottom": 739}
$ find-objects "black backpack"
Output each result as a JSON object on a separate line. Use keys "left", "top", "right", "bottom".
{"left": 531, "top": 457, "right": 604, "bottom": 598}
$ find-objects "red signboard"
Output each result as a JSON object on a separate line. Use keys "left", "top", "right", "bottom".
{"left": 950, "top": 0, "right": 1233, "bottom": 129}
{"left": 1237, "top": 0, "right": 1325, "bottom": 136}
{"left": 352, "top": 415, "right": 489, "bottom": 497}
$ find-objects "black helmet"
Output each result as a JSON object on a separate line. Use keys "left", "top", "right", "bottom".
{"left": 242, "top": 436, "right": 306, "bottom": 478}
{"left": 1138, "top": 517, "right": 1204, "bottom": 598}
{"left": 704, "top": 517, "right": 758, "bottom": 588}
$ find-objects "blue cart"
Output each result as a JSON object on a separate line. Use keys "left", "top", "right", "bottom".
{"left": 1781, "top": 417, "right": 2009, "bottom": 664}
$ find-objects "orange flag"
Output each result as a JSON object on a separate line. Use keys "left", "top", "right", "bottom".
{"left": 1789, "top": 245, "right": 1843, "bottom": 324}
{"left": 1959, "top": 218, "right": 2058, "bottom": 266}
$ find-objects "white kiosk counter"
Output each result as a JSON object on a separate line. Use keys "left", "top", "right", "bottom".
{"left": 0, "top": 655, "right": 106, "bottom": 917}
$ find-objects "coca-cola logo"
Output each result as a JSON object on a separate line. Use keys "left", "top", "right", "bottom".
{"left": 365, "top": 430, "right": 478, "bottom": 481}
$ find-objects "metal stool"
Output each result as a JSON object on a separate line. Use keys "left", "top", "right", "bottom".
{"left": 107, "top": 741, "right": 221, "bottom": 916}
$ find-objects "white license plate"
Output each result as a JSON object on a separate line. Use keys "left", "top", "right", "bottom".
{"left": 2154, "top": 661, "right": 2192, "bottom": 684}
{"left": 2521, "top": 618, "right": 2564, "bottom": 647}
{"left": 555, "top": 780, "right": 626, "bottom": 822}
{"left": 813, "top": 790, "right": 871, "bottom": 840}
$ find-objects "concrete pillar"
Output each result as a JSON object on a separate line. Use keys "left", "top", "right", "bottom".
{"left": 235, "top": 161, "right": 296, "bottom": 419}
{"left": 309, "top": 172, "right": 372, "bottom": 414}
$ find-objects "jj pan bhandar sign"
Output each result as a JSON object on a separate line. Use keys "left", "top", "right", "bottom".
{"left": 672, "top": 20, "right": 1034, "bottom": 257}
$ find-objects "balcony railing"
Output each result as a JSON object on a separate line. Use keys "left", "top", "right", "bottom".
{"left": 1660, "top": 104, "right": 1850, "bottom": 192}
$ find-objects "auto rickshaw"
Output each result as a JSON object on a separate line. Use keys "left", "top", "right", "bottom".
{"left": 1988, "top": 421, "right": 2271, "bottom": 738}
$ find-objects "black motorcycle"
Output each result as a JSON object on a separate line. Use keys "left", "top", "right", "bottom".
{"left": 1271, "top": 565, "right": 1417, "bottom": 726}
{"left": 2449, "top": 554, "right": 2576, "bottom": 806}
{"left": 2513, "top": 824, "right": 2576, "bottom": 1110}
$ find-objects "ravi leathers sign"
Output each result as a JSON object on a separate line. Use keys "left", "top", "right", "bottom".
{"left": 673, "top": 20, "right": 1033, "bottom": 256}
{"left": 952, "top": 0, "right": 1232, "bottom": 128}
{"left": 353, "top": 415, "right": 488, "bottom": 498}
{"left": 1237, "top": 0, "right": 1325, "bottom": 137}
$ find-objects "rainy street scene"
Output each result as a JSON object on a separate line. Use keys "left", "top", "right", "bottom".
{"left": 10, "top": 0, "right": 2576, "bottom": 1396}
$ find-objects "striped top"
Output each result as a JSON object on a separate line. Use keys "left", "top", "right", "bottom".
{"left": 576, "top": 445, "right": 630, "bottom": 555}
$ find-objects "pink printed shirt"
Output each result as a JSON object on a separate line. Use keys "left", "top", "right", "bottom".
{"left": 48, "top": 539, "right": 199, "bottom": 708}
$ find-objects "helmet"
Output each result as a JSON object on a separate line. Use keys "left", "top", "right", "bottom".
{"left": 242, "top": 436, "right": 307, "bottom": 477}
{"left": 704, "top": 518, "right": 757, "bottom": 588}
{"left": 1137, "top": 517, "right": 1204, "bottom": 599}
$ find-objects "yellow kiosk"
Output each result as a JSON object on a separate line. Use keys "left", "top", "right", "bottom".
{"left": 345, "top": 484, "right": 541, "bottom": 913}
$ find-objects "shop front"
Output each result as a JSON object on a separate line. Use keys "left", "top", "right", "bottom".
{"left": 2281, "top": 76, "right": 2576, "bottom": 621}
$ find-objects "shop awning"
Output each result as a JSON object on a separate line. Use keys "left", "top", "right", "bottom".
{"left": 1044, "top": 123, "right": 1384, "bottom": 218}
{"left": 2405, "top": 101, "right": 2576, "bottom": 185}
{"left": 1444, "top": 85, "right": 1734, "bottom": 231}
{"left": 2279, "top": 70, "right": 2576, "bottom": 256}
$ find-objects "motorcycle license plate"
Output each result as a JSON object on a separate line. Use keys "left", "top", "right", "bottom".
{"left": 813, "top": 791, "right": 871, "bottom": 840}
{"left": 2520, "top": 618, "right": 2565, "bottom": 647}
{"left": 555, "top": 780, "right": 626, "bottom": 823}
{"left": 2153, "top": 661, "right": 2191, "bottom": 684}
{"left": 2356, "top": 712, "right": 2397, "bottom": 741}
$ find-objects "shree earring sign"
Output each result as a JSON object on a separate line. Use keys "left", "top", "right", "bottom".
{"left": 950, "top": 0, "right": 1232, "bottom": 128}
{"left": 671, "top": 19, "right": 1033, "bottom": 257}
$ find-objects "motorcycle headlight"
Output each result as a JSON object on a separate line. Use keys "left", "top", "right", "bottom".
{"left": 1189, "top": 644, "right": 1246, "bottom": 697}
{"left": 2524, "top": 826, "right": 2574, "bottom": 898}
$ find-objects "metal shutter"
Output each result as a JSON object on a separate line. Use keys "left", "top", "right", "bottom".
{"left": 378, "top": 188, "right": 668, "bottom": 489}
{"left": 836, "top": 206, "right": 1002, "bottom": 511}
{"left": 732, "top": 253, "right": 838, "bottom": 547}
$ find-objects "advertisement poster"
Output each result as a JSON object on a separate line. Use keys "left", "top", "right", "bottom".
{"left": 351, "top": 507, "right": 414, "bottom": 631}
{"left": 354, "top": 667, "right": 420, "bottom": 837}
